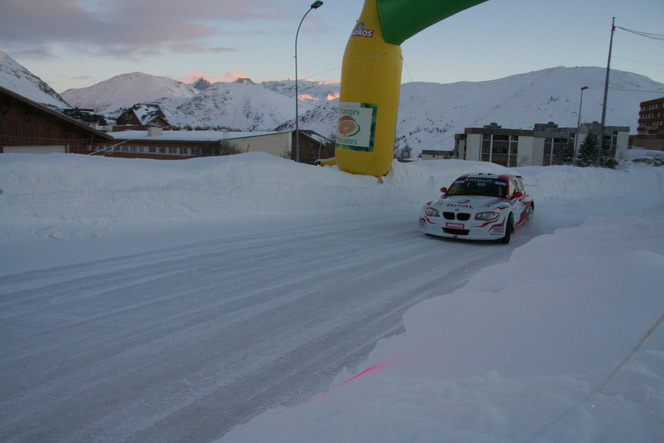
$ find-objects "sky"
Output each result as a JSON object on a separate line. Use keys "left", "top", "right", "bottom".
{"left": 0, "top": 0, "right": 663, "bottom": 93}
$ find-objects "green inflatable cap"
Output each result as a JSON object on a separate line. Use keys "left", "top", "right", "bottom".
{"left": 377, "top": 0, "right": 489, "bottom": 46}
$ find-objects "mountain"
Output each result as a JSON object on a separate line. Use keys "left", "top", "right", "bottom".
{"left": 61, "top": 72, "right": 199, "bottom": 113}
{"left": 281, "top": 67, "right": 664, "bottom": 153}
{"left": 391, "top": 67, "right": 664, "bottom": 152}
{"left": 0, "top": 50, "right": 70, "bottom": 108}
{"left": 292, "top": 67, "right": 664, "bottom": 152}
{"left": 60, "top": 65, "right": 664, "bottom": 154}
{"left": 262, "top": 79, "right": 341, "bottom": 103}
{"left": 190, "top": 77, "right": 211, "bottom": 91}
{"left": 170, "top": 81, "right": 309, "bottom": 131}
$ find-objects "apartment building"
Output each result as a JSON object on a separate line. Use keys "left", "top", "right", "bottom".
{"left": 454, "top": 122, "right": 629, "bottom": 167}
{"left": 629, "top": 97, "right": 664, "bottom": 150}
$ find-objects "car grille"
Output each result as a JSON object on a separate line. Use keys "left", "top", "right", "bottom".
{"left": 443, "top": 228, "right": 469, "bottom": 236}
{"left": 443, "top": 212, "right": 470, "bottom": 221}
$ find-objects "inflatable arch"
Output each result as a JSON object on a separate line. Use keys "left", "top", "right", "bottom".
{"left": 322, "top": 0, "right": 488, "bottom": 177}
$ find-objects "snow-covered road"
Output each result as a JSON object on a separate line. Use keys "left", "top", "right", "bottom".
{"left": 2, "top": 153, "right": 663, "bottom": 442}
{"left": 1, "top": 209, "right": 527, "bottom": 441}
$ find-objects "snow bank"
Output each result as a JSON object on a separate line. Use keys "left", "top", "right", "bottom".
{"left": 2, "top": 153, "right": 663, "bottom": 243}
{"left": 222, "top": 201, "right": 664, "bottom": 443}
{"left": 2, "top": 152, "right": 664, "bottom": 276}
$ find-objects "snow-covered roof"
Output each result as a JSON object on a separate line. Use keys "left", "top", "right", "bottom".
{"left": 302, "top": 130, "right": 332, "bottom": 145}
{"left": 111, "top": 130, "right": 283, "bottom": 142}
{"left": 131, "top": 104, "right": 165, "bottom": 126}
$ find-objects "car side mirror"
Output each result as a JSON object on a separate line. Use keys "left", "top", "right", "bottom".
{"left": 512, "top": 191, "right": 523, "bottom": 198}
{"left": 440, "top": 187, "right": 447, "bottom": 194}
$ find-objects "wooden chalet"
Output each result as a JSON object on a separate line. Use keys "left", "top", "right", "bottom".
{"left": 0, "top": 85, "right": 113, "bottom": 154}
{"left": 115, "top": 104, "right": 171, "bottom": 130}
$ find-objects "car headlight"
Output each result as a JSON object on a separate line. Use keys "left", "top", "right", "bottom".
{"left": 425, "top": 207, "right": 440, "bottom": 217}
{"left": 475, "top": 211, "right": 499, "bottom": 221}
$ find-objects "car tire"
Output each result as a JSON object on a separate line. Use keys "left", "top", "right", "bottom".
{"left": 501, "top": 214, "right": 514, "bottom": 244}
{"left": 528, "top": 203, "right": 535, "bottom": 223}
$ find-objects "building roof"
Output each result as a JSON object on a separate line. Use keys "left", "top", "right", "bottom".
{"left": 133, "top": 104, "right": 165, "bottom": 126}
{"left": 111, "top": 129, "right": 333, "bottom": 144}
{"left": 111, "top": 130, "right": 283, "bottom": 142}
{"left": 0, "top": 84, "right": 113, "bottom": 141}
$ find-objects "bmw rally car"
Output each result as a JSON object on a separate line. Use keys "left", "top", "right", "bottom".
{"left": 419, "top": 173, "right": 534, "bottom": 244}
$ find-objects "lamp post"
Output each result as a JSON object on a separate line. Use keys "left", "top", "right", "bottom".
{"left": 295, "top": 0, "right": 323, "bottom": 163}
{"left": 574, "top": 86, "right": 589, "bottom": 166}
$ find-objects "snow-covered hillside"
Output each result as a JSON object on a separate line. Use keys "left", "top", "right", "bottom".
{"left": 171, "top": 81, "right": 310, "bottom": 131}
{"left": 61, "top": 72, "right": 199, "bottom": 113}
{"left": 297, "top": 67, "right": 664, "bottom": 151}
{"left": 1, "top": 152, "right": 663, "bottom": 442}
{"left": 262, "top": 79, "right": 341, "bottom": 103}
{"left": 394, "top": 67, "right": 664, "bottom": 152}
{"left": 60, "top": 65, "right": 664, "bottom": 153}
{"left": 0, "top": 50, "right": 70, "bottom": 108}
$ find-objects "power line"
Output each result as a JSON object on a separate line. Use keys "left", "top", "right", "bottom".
{"left": 615, "top": 26, "right": 664, "bottom": 41}
{"left": 610, "top": 86, "right": 664, "bottom": 94}
{"left": 613, "top": 55, "right": 664, "bottom": 67}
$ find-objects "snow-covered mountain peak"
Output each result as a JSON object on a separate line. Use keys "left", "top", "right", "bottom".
{"left": 173, "top": 80, "right": 306, "bottom": 131}
{"left": 61, "top": 71, "right": 199, "bottom": 113}
{"left": 233, "top": 77, "right": 256, "bottom": 85}
{"left": 190, "top": 77, "right": 211, "bottom": 91}
{"left": 262, "top": 79, "right": 341, "bottom": 102}
{"left": 0, "top": 50, "right": 70, "bottom": 108}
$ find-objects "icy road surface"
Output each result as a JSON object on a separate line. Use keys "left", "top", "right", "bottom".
{"left": 1, "top": 208, "right": 533, "bottom": 442}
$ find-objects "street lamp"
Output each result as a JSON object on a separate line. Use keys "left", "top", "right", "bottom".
{"left": 574, "top": 86, "right": 589, "bottom": 166}
{"left": 295, "top": 0, "right": 323, "bottom": 163}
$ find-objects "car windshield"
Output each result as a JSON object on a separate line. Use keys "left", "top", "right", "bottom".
{"left": 446, "top": 177, "right": 507, "bottom": 198}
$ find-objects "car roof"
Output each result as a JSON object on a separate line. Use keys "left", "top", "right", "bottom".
{"left": 456, "top": 173, "right": 520, "bottom": 181}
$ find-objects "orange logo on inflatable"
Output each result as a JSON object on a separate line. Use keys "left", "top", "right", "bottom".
{"left": 338, "top": 115, "right": 360, "bottom": 136}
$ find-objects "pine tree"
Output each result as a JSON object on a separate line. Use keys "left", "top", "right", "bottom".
{"left": 394, "top": 144, "right": 412, "bottom": 160}
{"left": 576, "top": 134, "right": 598, "bottom": 167}
{"left": 555, "top": 142, "right": 575, "bottom": 165}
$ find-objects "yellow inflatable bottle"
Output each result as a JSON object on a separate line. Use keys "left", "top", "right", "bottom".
{"left": 333, "top": 0, "right": 401, "bottom": 178}
{"left": 326, "top": 0, "right": 488, "bottom": 177}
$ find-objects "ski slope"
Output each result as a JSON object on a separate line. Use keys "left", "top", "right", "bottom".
{"left": 1, "top": 153, "right": 663, "bottom": 441}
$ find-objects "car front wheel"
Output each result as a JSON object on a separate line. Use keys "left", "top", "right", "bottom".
{"left": 501, "top": 214, "right": 514, "bottom": 244}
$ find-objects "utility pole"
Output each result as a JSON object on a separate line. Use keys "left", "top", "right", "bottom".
{"left": 598, "top": 17, "right": 615, "bottom": 166}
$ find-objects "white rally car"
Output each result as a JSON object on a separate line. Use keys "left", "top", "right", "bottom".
{"left": 419, "top": 173, "right": 534, "bottom": 244}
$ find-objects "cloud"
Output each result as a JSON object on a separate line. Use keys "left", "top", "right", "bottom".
{"left": 0, "top": 0, "right": 296, "bottom": 58}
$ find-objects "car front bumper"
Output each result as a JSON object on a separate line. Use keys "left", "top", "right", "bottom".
{"left": 419, "top": 214, "right": 507, "bottom": 241}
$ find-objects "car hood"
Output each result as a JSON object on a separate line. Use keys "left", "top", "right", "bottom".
{"left": 439, "top": 195, "right": 508, "bottom": 210}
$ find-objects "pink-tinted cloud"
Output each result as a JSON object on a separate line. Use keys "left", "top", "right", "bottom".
{"left": 0, "top": 0, "right": 296, "bottom": 58}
